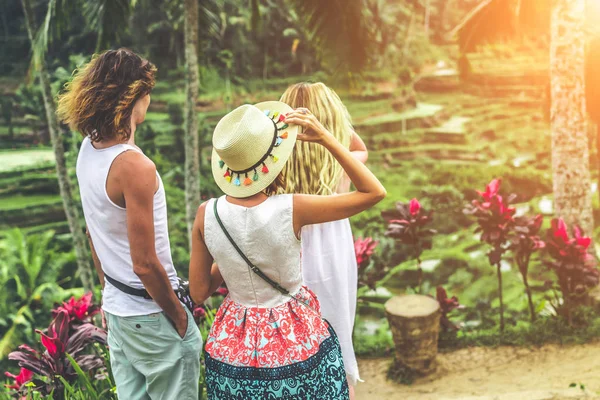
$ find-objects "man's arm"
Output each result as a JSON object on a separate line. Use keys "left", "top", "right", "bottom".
{"left": 85, "top": 228, "right": 105, "bottom": 289}
{"left": 114, "top": 151, "right": 188, "bottom": 337}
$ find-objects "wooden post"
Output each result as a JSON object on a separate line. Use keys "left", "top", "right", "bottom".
{"left": 385, "top": 294, "right": 440, "bottom": 375}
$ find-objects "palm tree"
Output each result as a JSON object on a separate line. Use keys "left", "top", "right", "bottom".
{"left": 20, "top": 0, "right": 94, "bottom": 291}
{"left": 550, "top": 0, "right": 594, "bottom": 238}
{"left": 183, "top": 0, "right": 201, "bottom": 248}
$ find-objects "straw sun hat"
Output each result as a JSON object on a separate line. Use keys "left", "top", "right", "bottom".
{"left": 211, "top": 101, "right": 299, "bottom": 198}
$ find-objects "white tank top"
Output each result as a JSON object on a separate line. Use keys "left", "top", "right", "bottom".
{"left": 76, "top": 137, "right": 178, "bottom": 317}
{"left": 203, "top": 195, "right": 302, "bottom": 308}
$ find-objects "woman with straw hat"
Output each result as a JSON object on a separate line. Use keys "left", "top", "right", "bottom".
{"left": 189, "top": 100, "right": 386, "bottom": 399}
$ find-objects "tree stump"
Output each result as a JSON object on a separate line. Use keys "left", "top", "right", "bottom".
{"left": 385, "top": 294, "right": 440, "bottom": 376}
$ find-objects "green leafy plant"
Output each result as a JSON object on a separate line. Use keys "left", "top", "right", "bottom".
{"left": 0, "top": 229, "right": 80, "bottom": 360}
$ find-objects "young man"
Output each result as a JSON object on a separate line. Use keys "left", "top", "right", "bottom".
{"left": 57, "top": 48, "right": 202, "bottom": 399}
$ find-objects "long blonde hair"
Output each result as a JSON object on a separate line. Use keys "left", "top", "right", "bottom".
{"left": 279, "top": 82, "right": 353, "bottom": 195}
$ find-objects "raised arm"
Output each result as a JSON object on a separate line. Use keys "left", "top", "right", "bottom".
{"left": 189, "top": 202, "right": 224, "bottom": 304}
{"left": 338, "top": 131, "right": 369, "bottom": 193}
{"left": 116, "top": 151, "right": 189, "bottom": 338}
{"left": 284, "top": 109, "right": 386, "bottom": 232}
{"left": 350, "top": 131, "right": 368, "bottom": 163}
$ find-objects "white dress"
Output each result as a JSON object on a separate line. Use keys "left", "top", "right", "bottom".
{"left": 302, "top": 218, "right": 360, "bottom": 385}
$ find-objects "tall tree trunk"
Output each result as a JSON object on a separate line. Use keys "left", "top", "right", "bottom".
{"left": 21, "top": 0, "right": 94, "bottom": 291}
{"left": 184, "top": 0, "right": 201, "bottom": 248}
{"left": 550, "top": 0, "right": 594, "bottom": 238}
{"left": 596, "top": 124, "right": 600, "bottom": 206}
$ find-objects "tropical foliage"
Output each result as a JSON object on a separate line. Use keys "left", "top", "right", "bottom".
{"left": 2, "top": 290, "right": 225, "bottom": 398}
{"left": 384, "top": 198, "right": 436, "bottom": 292}
{"left": 545, "top": 218, "right": 599, "bottom": 322}
{"left": 0, "top": 229, "right": 81, "bottom": 362}
{"left": 7, "top": 309, "right": 107, "bottom": 398}
{"left": 464, "top": 179, "right": 516, "bottom": 331}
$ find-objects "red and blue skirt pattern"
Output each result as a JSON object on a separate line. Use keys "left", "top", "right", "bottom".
{"left": 204, "top": 286, "right": 349, "bottom": 399}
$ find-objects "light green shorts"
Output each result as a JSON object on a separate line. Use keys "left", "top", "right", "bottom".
{"left": 106, "top": 308, "right": 202, "bottom": 400}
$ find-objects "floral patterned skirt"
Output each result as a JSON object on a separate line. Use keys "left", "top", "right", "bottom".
{"left": 204, "top": 286, "right": 349, "bottom": 399}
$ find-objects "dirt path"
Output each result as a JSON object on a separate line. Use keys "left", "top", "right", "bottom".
{"left": 356, "top": 343, "right": 600, "bottom": 399}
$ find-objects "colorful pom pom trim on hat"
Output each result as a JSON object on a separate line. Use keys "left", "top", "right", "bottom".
{"left": 217, "top": 109, "right": 290, "bottom": 187}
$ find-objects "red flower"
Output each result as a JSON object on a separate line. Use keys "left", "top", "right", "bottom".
{"left": 476, "top": 179, "right": 501, "bottom": 201}
{"left": 552, "top": 218, "right": 569, "bottom": 244}
{"left": 409, "top": 198, "right": 421, "bottom": 215}
{"left": 467, "top": 179, "right": 516, "bottom": 251}
{"left": 354, "top": 237, "right": 378, "bottom": 267}
{"left": 215, "top": 287, "right": 229, "bottom": 297}
{"left": 52, "top": 292, "right": 99, "bottom": 323}
{"left": 4, "top": 368, "right": 33, "bottom": 390}
{"left": 37, "top": 310, "right": 69, "bottom": 359}
{"left": 546, "top": 218, "right": 598, "bottom": 295}
{"left": 573, "top": 225, "right": 591, "bottom": 249}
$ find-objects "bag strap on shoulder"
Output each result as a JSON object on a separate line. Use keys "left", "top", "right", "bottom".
{"left": 213, "top": 198, "right": 320, "bottom": 316}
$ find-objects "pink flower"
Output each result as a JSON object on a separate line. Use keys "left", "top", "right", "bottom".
{"left": 37, "top": 310, "right": 69, "bottom": 359}
{"left": 409, "top": 198, "right": 421, "bottom": 215}
{"left": 4, "top": 368, "right": 33, "bottom": 390}
{"left": 39, "top": 332, "right": 62, "bottom": 358}
{"left": 573, "top": 225, "right": 591, "bottom": 249}
{"left": 52, "top": 292, "right": 99, "bottom": 323}
{"left": 354, "top": 237, "right": 378, "bottom": 267}
{"left": 476, "top": 179, "right": 501, "bottom": 201}
{"left": 552, "top": 218, "right": 569, "bottom": 243}
{"left": 215, "top": 287, "right": 229, "bottom": 297}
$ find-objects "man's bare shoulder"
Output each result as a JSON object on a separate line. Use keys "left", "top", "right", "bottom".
{"left": 112, "top": 150, "right": 156, "bottom": 185}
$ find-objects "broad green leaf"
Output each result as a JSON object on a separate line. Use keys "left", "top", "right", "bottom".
{"left": 67, "top": 353, "right": 100, "bottom": 400}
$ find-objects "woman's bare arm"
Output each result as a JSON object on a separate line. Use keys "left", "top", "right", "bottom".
{"left": 189, "top": 202, "right": 224, "bottom": 304}
{"left": 350, "top": 131, "right": 368, "bottom": 163}
{"left": 284, "top": 109, "right": 386, "bottom": 233}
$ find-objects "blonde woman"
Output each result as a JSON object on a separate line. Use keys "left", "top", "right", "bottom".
{"left": 189, "top": 101, "right": 385, "bottom": 399}
{"left": 279, "top": 82, "right": 367, "bottom": 395}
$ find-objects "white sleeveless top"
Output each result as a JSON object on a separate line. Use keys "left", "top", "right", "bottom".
{"left": 76, "top": 137, "right": 178, "bottom": 317}
{"left": 203, "top": 195, "right": 302, "bottom": 308}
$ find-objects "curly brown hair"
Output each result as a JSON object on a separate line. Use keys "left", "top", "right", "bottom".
{"left": 56, "top": 48, "right": 157, "bottom": 142}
